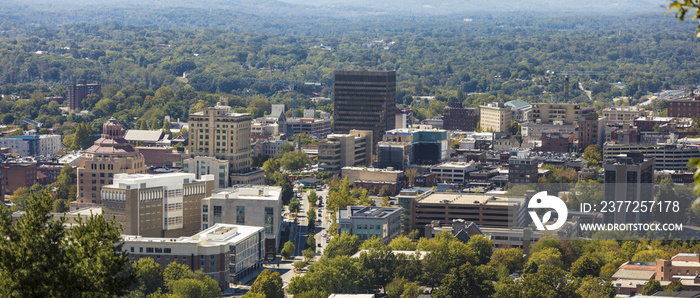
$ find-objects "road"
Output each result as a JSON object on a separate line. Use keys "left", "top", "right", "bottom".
{"left": 279, "top": 187, "right": 330, "bottom": 288}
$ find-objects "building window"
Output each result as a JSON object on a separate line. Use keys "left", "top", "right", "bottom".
{"left": 236, "top": 206, "right": 245, "bottom": 225}
{"left": 203, "top": 214, "right": 208, "bottom": 222}
{"left": 264, "top": 207, "right": 274, "bottom": 234}
{"left": 146, "top": 247, "right": 154, "bottom": 253}
{"left": 214, "top": 206, "right": 223, "bottom": 224}
{"left": 203, "top": 205, "right": 208, "bottom": 212}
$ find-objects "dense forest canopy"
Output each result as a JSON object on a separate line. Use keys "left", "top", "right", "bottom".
{"left": 0, "top": 4, "right": 698, "bottom": 134}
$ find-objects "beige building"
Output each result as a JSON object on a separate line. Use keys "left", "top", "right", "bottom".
{"left": 201, "top": 186, "right": 282, "bottom": 261}
{"left": 122, "top": 224, "right": 265, "bottom": 287}
{"left": 188, "top": 98, "right": 263, "bottom": 185}
{"left": 409, "top": 193, "right": 526, "bottom": 230}
{"left": 102, "top": 173, "right": 215, "bottom": 238}
{"left": 76, "top": 119, "right": 146, "bottom": 209}
{"left": 188, "top": 97, "right": 252, "bottom": 174}
{"left": 479, "top": 102, "right": 512, "bottom": 132}
{"left": 530, "top": 103, "right": 581, "bottom": 125}
{"left": 602, "top": 106, "right": 641, "bottom": 124}
{"left": 318, "top": 130, "right": 373, "bottom": 172}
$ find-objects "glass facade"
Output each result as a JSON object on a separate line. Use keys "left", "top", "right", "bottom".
{"left": 264, "top": 207, "right": 274, "bottom": 234}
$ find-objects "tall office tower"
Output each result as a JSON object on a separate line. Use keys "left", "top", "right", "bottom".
{"left": 603, "top": 153, "right": 654, "bottom": 224}
{"left": 443, "top": 102, "right": 478, "bottom": 131}
{"left": 67, "top": 80, "right": 101, "bottom": 111}
{"left": 333, "top": 70, "right": 396, "bottom": 140}
{"left": 76, "top": 119, "right": 146, "bottom": 209}
{"left": 577, "top": 108, "right": 599, "bottom": 151}
{"left": 102, "top": 173, "right": 216, "bottom": 238}
{"left": 188, "top": 98, "right": 263, "bottom": 185}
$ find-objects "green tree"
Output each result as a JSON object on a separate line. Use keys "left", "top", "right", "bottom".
{"left": 293, "top": 261, "right": 308, "bottom": 272}
{"left": 520, "top": 265, "right": 576, "bottom": 298}
{"left": 248, "top": 269, "right": 284, "bottom": 298}
{"left": 306, "top": 234, "right": 316, "bottom": 249}
{"left": 279, "top": 176, "right": 294, "bottom": 205}
{"left": 575, "top": 276, "right": 615, "bottom": 298}
{"left": 571, "top": 254, "right": 601, "bottom": 278}
{"left": 0, "top": 189, "right": 134, "bottom": 297}
{"left": 528, "top": 247, "right": 564, "bottom": 269}
{"left": 642, "top": 280, "right": 662, "bottom": 295}
{"left": 324, "top": 233, "right": 361, "bottom": 258}
{"left": 282, "top": 241, "right": 295, "bottom": 259}
{"left": 359, "top": 235, "right": 385, "bottom": 250}
{"left": 388, "top": 235, "right": 417, "bottom": 251}
{"left": 130, "top": 258, "right": 164, "bottom": 296}
{"left": 170, "top": 278, "right": 218, "bottom": 298}
{"left": 307, "top": 208, "right": 316, "bottom": 231}
{"left": 279, "top": 150, "right": 312, "bottom": 171}
{"left": 289, "top": 198, "right": 300, "bottom": 214}
{"left": 419, "top": 232, "right": 477, "bottom": 287}
{"left": 583, "top": 144, "right": 602, "bottom": 167}
{"left": 666, "top": 280, "right": 683, "bottom": 292}
{"left": 287, "top": 256, "right": 362, "bottom": 295}
{"left": 307, "top": 190, "right": 318, "bottom": 206}
{"left": 467, "top": 234, "right": 493, "bottom": 265}
{"left": 378, "top": 185, "right": 392, "bottom": 197}
{"left": 302, "top": 248, "right": 316, "bottom": 261}
{"left": 489, "top": 248, "right": 525, "bottom": 274}
{"left": 357, "top": 248, "right": 397, "bottom": 291}
{"left": 433, "top": 263, "right": 495, "bottom": 298}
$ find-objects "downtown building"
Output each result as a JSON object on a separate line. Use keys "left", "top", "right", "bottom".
{"left": 479, "top": 102, "right": 512, "bottom": 132}
{"left": 0, "top": 134, "right": 62, "bottom": 157}
{"left": 201, "top": 186, "right": 283, "bottom": 261}
{"left": 333, "top": 70, "right": 396, "bottom": 141}
{"left": 188, "top": 98, "right": 263, "bottom": 185}
{"left": 443, "top": 102, "right": 478, "bottom": 131}
{"left": 122, "top": 224, "right": 265, "bottom": 288}
{"left": 67, "top": 80, "right": 101, "bottom": 111}
{"left": 101, "top": 172, "right": 215, "bottom": 238}
{"left": 76, "top": 119, "right": 146, "bottom": 209}
{"left": 318, "top": 130, "right": 373, "bottom": 173}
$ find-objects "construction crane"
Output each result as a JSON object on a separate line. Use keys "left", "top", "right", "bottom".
{"left": 22, "top": 118, "right": 42, "bottom": 129}
{"left": 238, "top": 78, "right": 324, "bottom": 119}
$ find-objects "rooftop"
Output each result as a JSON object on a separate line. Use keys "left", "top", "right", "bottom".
{"left": 418, "top": 193, "right": 523, "bottom": 206}
{"left": 210, "top": 185, "right": 282, "bottom": 201}
{"left": 124, "top": 129, "right": 164, "bottom": 142}
{"left": 122, "top": 223, "right": 263, "bottom": 246}
{"left": 339, "top": 206, "right": 401, "bottom": 220}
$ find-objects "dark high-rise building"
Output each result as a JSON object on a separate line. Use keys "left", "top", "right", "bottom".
{"left": 333, "top": 70, "right": 396, "bottom": 141}
{"left": 443, "top": 102, "right": 478, "bottom": 131}
{"left": 603, "top": 152, "right": 654, "bottom": 224}
{"left": 67, "top": 80, "right": 101, "bottom": 111}
{"left": 576, "top": 108, "right": 599, "bottom": 151}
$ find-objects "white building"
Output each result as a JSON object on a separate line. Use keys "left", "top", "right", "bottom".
{"left": 122, "top": 224, "right": 265, "bottom": 287}
{"left": 337, "top": 206, "right": 402, "bottom": 243}
{"left": 429, "top": 161, "right": 479, "bottom": 184}
{"left": 202, "top": 186, "right": 282, "bottom": 261}
{"left": 0, "top": 134, "right": 62, "bottom": 156}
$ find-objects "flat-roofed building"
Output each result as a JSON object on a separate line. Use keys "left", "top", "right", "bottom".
{"left": 102, "top": 173, "right": 215, "bottom": 238}
{"left": 201, "top": 186, "right": 282, "bottom": 261}
{"left": 530, "top": 103, "right": 581, "bottom": 125}
{"left": 602, "top": 106, "right": 641, "bottom": 124}
{"left": 286, "top": 117, "right": 332, "bottom": 140}
{"left": 188, "top": 98, "right": 262, "bottom": 185}
{"left": 333, "top": 70, "right": 396, "bottom": 141}
{"left": 408, "top": 193, "right": 526, "bottom": 230}
{"left": 429, "top": 161, "right": 479, "bottom": 185}
{"left": 337, "top": 206, "right": 402, "bottom": 243}
{"left": 318, "top": 130, "right": 373, "bottom": 173}
{"left": 0, "top": 134, "right": 62, "bottom": 157}
{"left": 183, "top": 156, "right": 229, "bottom": 189}
{"left": 603, "top": 141, "right": 700, "bottom": 171}
{"left": 122, "top": 224, "right": 265, "bottom": 288}
{"left": 479, "top": 102, "right": 512, "bottom": 133}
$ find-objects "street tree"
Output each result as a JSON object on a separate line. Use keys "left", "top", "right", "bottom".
{"left": 248, "top": 269, "right": 284, "bottom": 298}
{"left": 282, "top": 241, "right": 295, "bottom": 259}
